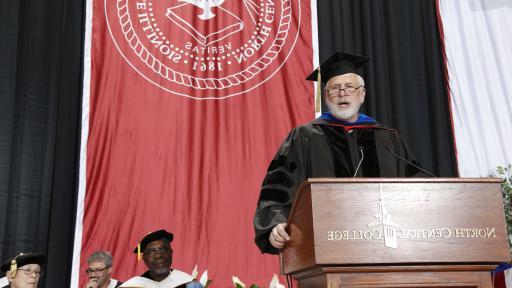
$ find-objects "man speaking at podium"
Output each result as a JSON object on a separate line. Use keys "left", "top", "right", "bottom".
{"left": 254, "top": 52, "right": 431, "bottom": 254}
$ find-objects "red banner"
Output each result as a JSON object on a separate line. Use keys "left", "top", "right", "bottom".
{"left": 75, "top": 0, "right": 315, "bottom": 286}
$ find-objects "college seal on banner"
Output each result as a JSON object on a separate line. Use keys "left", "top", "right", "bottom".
{"left": 105, "top": 0, "right": 302, "bottom": 99}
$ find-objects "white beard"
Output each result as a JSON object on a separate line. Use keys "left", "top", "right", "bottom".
{"left": 325, "top": 98, "right": 361, "bottom": 122}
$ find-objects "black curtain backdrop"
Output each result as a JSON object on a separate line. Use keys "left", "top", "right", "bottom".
{"left": 0, "top": 0, "right": 456, "bottom": 287}
{"left": 317, "top": 0, "right": 457, "bottom": 176}
{"left": 0, "top": 0, "right": 84, "bottom": 287}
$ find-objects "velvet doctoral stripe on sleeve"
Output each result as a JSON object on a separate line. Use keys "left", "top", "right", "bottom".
{"left": 254, "top": 121, "right": 338, "bottom": 254}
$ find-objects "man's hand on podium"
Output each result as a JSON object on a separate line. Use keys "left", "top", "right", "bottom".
{"left": 269, "top": 223, "right": 290, "bottom": 249}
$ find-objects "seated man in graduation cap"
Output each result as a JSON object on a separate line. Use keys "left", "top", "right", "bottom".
{"left": 1, "top": 253, "right": 45, "bottom": 288}
{"left": 120, "top": 229, "right": 201, "bottom": 288}
{"left": 253, "top": 51, "right": 432, "bottom": 254}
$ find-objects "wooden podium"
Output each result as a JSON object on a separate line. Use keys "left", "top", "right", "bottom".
{"left": 281, "top": 178, "right": 510, "bottom": 287}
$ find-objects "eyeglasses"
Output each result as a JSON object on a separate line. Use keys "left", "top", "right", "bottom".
{"left": 85, "top": 266, "right": 109, "bottom": 275}
{"left": 17, "top": 268, "right": 42, "bottom": 277}
{"left": 143, "top": 246, "right": 170, "bottom": 256}
{"left": 326, "top": 86, "right": 364, "bottom": 96}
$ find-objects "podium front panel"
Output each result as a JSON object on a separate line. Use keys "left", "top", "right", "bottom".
{"left": 282, "top": 178, "right": 510, "bottom": 274}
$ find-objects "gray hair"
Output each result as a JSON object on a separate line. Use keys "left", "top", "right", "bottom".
{"left": 87, "top": 251, "right": 113, "bottom": 267}
{"left": 325, "top": 73, "right": 366, "bottom": 89}
{"left": 355, "top": 74, "right": 365, "bottom": 87}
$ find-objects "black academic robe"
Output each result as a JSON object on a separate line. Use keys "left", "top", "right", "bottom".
{"left": 254, "top": 118, "right": 428, "bottom": 254}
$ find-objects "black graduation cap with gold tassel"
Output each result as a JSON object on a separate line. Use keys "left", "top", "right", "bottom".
{"left": 306, "top": 52, "right": 370, "bottom": 113}
{"left": 133, "top": 229, "right": 174, "bottom": 261}
{"left": 1, "top": 253, "right": 45, "bottom": 278}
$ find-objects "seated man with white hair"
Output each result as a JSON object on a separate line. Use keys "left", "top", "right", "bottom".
{"left": 85, "top": 251, "right": 123, "bottom": 288}
{"left": 1, "top": 253, "right": 44, "bottom": 288}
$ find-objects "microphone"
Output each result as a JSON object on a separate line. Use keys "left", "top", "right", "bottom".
{"left": 353, "top": 146, "right": 364, "bottom": 177}
{"left": 384, "top": 145, "right": 436, "bottom": 177}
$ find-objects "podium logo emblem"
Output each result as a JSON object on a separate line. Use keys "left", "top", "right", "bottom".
{"left": 368, "top": 188, "right": 398, "bottom": 248}
{"left": 105, "top": 0, "right": 302, "bottom": 99}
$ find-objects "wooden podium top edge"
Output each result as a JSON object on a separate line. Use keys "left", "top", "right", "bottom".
{"left": 292, "top": 178, "right": 503, "bottom": 219}
{"left": 290, "top": 177, "right": 503, "bottom": 225}
{"left": 287, "top": 177, "right": 503, "bottom": 224}
{"left": 291, "top": 178, "right": 503, "bottom": 222}
{"left": 303, "top": 177, "right": 502, "bottom": 185}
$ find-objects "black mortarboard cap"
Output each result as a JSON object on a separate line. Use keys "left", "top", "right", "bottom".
{"left": 306, "top": 51, "right": 370, "bottom": 83}
{"left": 1, "top": 253, "right": 45, "bottom": 273}
{"left": 133, "top": 229, "right": 174, "bottom": 254}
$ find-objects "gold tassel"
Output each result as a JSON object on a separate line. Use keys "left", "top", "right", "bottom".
{"left": 137, "top": 243, "right": 141, "bottom": 261}
{"left": 9, "top": 259, "right": 17, "bottom": 278}
{"left": 315, "top": 68, "right": 322, "bottom": 113}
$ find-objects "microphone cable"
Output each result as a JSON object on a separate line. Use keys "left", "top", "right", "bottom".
{"left": 353, "top": 146, "right": 364, "bottom": 177}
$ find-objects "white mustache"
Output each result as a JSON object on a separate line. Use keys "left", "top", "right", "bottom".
{"left": 335, "top": 100, "right": 351, "bottom": 105}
